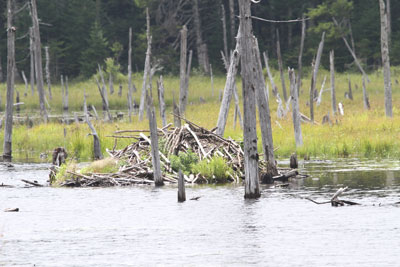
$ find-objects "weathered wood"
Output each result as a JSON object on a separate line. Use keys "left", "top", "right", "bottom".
{"left": 229, "top": 0, "right": 235, "bottom": 49}
{"left": 179, "top": 25, "right": 188, "bottom": 116}
{"left": 379, "top": 0, "right": 392, "bottom": 117}
{"left": 138, "top": 8, "right": 152, "bottom": 121}
{"left": 273, "top": 170, "right": 298, "bottom": 182}
{"left": 276, "top": 29, "right": 287, "bottom": 101}
{"left": 210, "top": 64, "right": 214, "bottom": 97}
{"left": 262, "top": 51, "right": 278, "bottom": 97}
{"left": 193, "top": 0, "right": 210, "bottom": 73}
{"left": 173, "top": 95, "right": 181, "bottom": 128}
{"left": 127, "top": 27, "right": 133, "bottom": 122}
{"left": 316, "top": 75, "right": 327, "bottom": 106}
{"left": 84, "top": 90, "right": 103, "bottom": 160}
{"left": 239, "top": 0, "right": 260, "bottom": 199}
{"left": 29, "top": 27, "right": 35, "bottom": 96}
{"left": 157, "top": 76, "right": 167, "bottom": 127}
{"left": 64, "top": 75, "right": 69, "bottom": 112}
{"left": 330, "top": 50, "right": 337, "bottom": 115}
{"left": 310, "top": 32, "right": 325, "bottom": 122}
{"left": 21, "top": 71, "right": 28, "bottom": 97}
{"left": 0, "top": 54, "right": 3, "bottom": 83}
{"left": 362, "top": 76, "right": 370, "bottom": 110}
{"left": 94, "top": 75, "right": 112, "bottom": 122}
{"left": 221, "top": 4, "right": 229, "bottom": 63}
{"left": 289, "top": 68, "right": 303, "bottom": 147}
{"left": 146, "top": 90, "right": 163, "bottom": 186}
{"left": 15, "top": 91, "right": 20, "bottom": 114}
{"left": 60, "top": 75, "right": 65, "bottom": 110}
{"left": 296, "top": 16, "right": 306, "bottom": 96}
{"left": 290, "top": 153, "right": 298, "bottom": 169}
{"left": 178, "top": 170, "right": 186, "bottom": 202}
{"left": 31, "top": 0, "right": 48, "bottom": 122}
{"left": 109, "top": 72, "right": 114, "bottom": 95}
{"left": 347, "top": 76, "right": 353, "bottom": 100}
{"left": 386, "top": 0, "right": 391, "bottom": 44}
{"left": 3, "top": 0, "right": 15, "bottom": 161}
{"left": 45, "top": 46, "right": 52, "bottom": 100}
{"left": 21, "top": 179, "right": 43, "bottom": 187}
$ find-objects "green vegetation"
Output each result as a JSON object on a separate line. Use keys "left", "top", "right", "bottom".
{"left": 192, "top": 157, "right": 233, "bottom": 184}
{"left": 170, "top": 149, "right": 199, "bottom": 175}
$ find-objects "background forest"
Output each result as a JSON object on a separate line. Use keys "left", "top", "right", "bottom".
{"left": 0, "top": 0, "right": 398, "bottom": 81}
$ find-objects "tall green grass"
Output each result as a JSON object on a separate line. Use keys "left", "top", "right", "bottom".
{"left": 1, "top": 68, "right": 400, "bottom": 161}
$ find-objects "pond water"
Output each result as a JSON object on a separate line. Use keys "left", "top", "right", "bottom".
{"left": 1, "top": 159, "right": 399, "bottom": 266}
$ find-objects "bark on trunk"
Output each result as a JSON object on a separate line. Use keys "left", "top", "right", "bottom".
{"left": 31, "top": 0, "right": 48, "bottom": 122}
{"left": 289, "top": 68, "right": 303, "bottom": 147}
{"left": 362, "top": 76, "right": 370, "bottom": 110}
{"left": 239, "top": 0, "right": 260, "bottom": 199}
{"left": 221, "top": 4, "right": 229, "bottom": 61}
{"left": 310, "top": 32, "right": 325, "bottom": 122}
{"left": 3, "top": 0, "right": 15, "bottom": 161}
{"left": 330, "top": 50, "right": 337, "bottom": 115}
{"left": 276, "top": 29, "right": 287, "bottom": 101}
{"left": 21, "top": 71, "right": 28, "bottom": 97}
{"left": 229, "top": 0, "right": 235, "bottom": 49}
{"left": 45, "top": 46, "right": 52, "bottom": 100}
{"left": 29, "top": 27, "right": 35, "bottom": 96}
{"left": 178, "top": 170, "right": 186, "bottom": 202}
{"left": 84, "top": 90, "right": 103, "bottom": 160}
{"left": 179, "top": 25, "right": 188, "bottom": 116}
{"left": 157, "top": 76, "right": 167, "bottom": 127}
{"left": 379, "top": 0, "right": 392, "bottom": 117}
{"left": 127, "top": 27, "right": 133, "bottom": 122}
{"left": 262, "top": 52, "right": 278, "bottom": 98}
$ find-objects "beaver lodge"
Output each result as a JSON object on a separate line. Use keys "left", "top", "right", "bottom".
{"left": 51, "top": 120, "right": 303, "bottom": 187}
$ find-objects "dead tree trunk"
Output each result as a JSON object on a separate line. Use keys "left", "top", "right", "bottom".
{"left": 362, "top": 76, "right": 370, "bottom": 110}
{"left": 138, "top": 8, "right": 152, "bottom": 121}
{"left": 173, "top": 95, "right": 181, "bottom": 128}
{"left": 330, "top": 50, "right": 337, "bottom": 115}
{"left": 0, "top": 54, "right": 3, "bottom": 83}
{"left": 193, "top": 0, "right": 209, "bottom": 73}
{"left": 229, "top": 0, "right": 235, "bottom": 49}
{"left": 210, "top": 64, "right": 214, "bottom": 98}
{"left": 84, "top": 91, "right": 103, "bottom": 160}
{"left": 262, "top": 52, "right": 278, "bottom": 97}
{"left": 127, "top": 27, "right": 133, "bottom": 122}
{"left": 310, "top": 32, "right": 325, "bottom": 122}
{"left": 276, "top": 29, "right": 287, "bottom": 101}
{"left": 178, "top": 170, "right": 186, "bottom": 202}
{"left": 287, "top": 7, "right": 293, "bottom": 48}
{"left": 239, "top": 0, "right": 260, "bottom": 199}
{"left": 146, "top": 90, "right": 163, "bottom": 186}
{"left": 109, "top": 73, "right": 114, "bottom": 95}
{"left": 386, "top": 0, "right": 391, "bottom": 45}
{"left": 221, "top": 4, "right": 229, "bottom": 61}
{"left": 297, "top": 17, "right": 306, "bottom": 96}
{"left": 29, "top": 27, "right": 35, "bottom": 96}
{"left": 97, "top": 65, "right": 111, "bottom": 121}
{"left": 347, "top": 76, "right": 353, "bottom": 100}
{"left": 61, "top": 75, "right": 65, "bottom": 110}
{"left": 179, "top": 25, "right": 189, "bottom": 117}
{"left": 64, "top": 76, "right": 69, "bottom": 113}
{"left": 289, "top": 68, "right": 303, "bottom": 147}
{"left": 157, "top": 75, "right": 167, "bottom": 127}
{"left": 253, "top": 37, "right": 276, "bottom": 172}
{"left": 3, "top": 0, "right": 15, "bottom": 161}
{"left": 21, "top": 71, "right": 28, "bottom": 97}
{"left": 379, "top": 0, "right": 392, "bottom": 117}
{"left": 31, "top": 0, "right": 48, "bottom": 122}
{"left": 45, "top": 46, "right": 52, "bottom": 100}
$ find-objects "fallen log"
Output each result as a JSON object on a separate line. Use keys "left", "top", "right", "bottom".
{"left": 21, "top": 179, "right": 43, "bottom": 187}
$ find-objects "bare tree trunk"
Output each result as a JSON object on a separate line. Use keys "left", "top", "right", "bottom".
{"left": 173, "top": 95, "right": 181, "bottom": 128}
{"left": 157, "top": 75, "right": 167, "bottom": 127}
{"left": 45, "top": 46, "right": 52, "bottom": 100}
{"left": 276, "top": 29, "right": 287, "bottom": 101}
{"left": 221, "top": 4, "right": 229, "bottom": 61}
{"left": 179, "top": 25, "right": 188, "bottom": 116}
{"left": 229, "top": 0, "right": 235, "bottom": 49}
{"left": 127, "top": 28, "right": 133, "bottom": 122}
{"left": 84, "top": 90, "right": 103, "bottom": 160}
{"left": 138, "top": 8, "right": 152, "bottom": 121}
{"left": 29, "top": 27, "right": 35, "bottom": 96}
{"left": 109, "top": 73, "right": 114, "bottom": 95}
{"left": 31, "top": 0, "right": 48, "bottom": 122}
{"left": 287, "top": 7, "right": 293, "bottom": 48}
{"left": 310, "top": 32, "right": 325, "bottom": 122}
{"left": 347, "top": 76, "right": 353, "bottom": 100}
{"left": 239, "top": 0, "right": 260, "bottom": 199}
{"left": 61, "top": 75, "right": 65, "bottom": 110}
{"left": 146, "top": 90, "right": 163, "bottom": 186}
{"left": 193, "top": 0, "right": 209, "bottom": 73}
{"left": 0, "top": 54, "right": 3, "bottom": 83}
{"left": 330, "top": 50, "right": 337, "bottom": 115}
{"left": 178, "top": 170, "right": 186, "bottom": 202}
{"left": 97, "top": 65, "right": 111, "bottom": 121}
{"left": 362, "top": 76, "right": 370, "bottom": 110}
{"left": 386, "top": 0, "right": 391, "bottom": 45}
{"left": 262, "top": 51, "right": 278, "bottom": 97}
{"left": 253, "top": 37, "right": 276, "bottom": 169}
{"left": 21, "top": 71, "right": 28, "bottom": 97}
{"left": 3, "top": 0, "right": 15, "bottom": 161}
{"left": 289, "top": 68, "right": 303, "bottom": 147}
{"left": 210, "top": 64, "right": 214, "bottom": 97}
{"left": 297, "top": 17, "right": 306, "bottom": 96}
{"left": 64, "top": 75, "right": 69, "bottom": 113}
{"left": 379, "top": 0, "right": 392, "bottom": 117}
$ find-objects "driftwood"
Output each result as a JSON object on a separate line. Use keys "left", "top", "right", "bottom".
{"left": 4, "top": 208, "right": 19, "bottom": 212}
{"left": 21, "top": 179, "right": 43, "bottom": 187}
{"left": 306, "top": 187, "right": 361, "bottom": 206}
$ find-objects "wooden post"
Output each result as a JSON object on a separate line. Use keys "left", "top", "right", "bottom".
{"left": 178, "top": 170, "right": 186, "bottom": 202}
{"left": 84, "top": 90, "right": 103, "bottom": 160}
{"left": 252, "top": 37, "right": 276, "bottom": 168}
{"left": 29, "top": 27, "right": 35, "bottom": 96}
{"left": 127, "top": 27, "right": 133, "bottom": 122}
{"left": 330, "top": 50, "right": 337, "bottom": 115}
{"left": 45, "top": 46, "right": 52, "bottom": 100}
{"left": 379, "top": 0, "right": 392, "bottom": 117}
{"left": 146, "top": 90, "right": 163, "bottom": 186}
{"left": 276, "top": 29, "right": 287, "bottom": 101}
{"left": 216, "top": 47, "right": 240, "bottom": 137}
{"left": 179, "top": 25, "right": 188, "bottom": 116}
{"left": 362, "top": 76, "right": 370, "bottom": 110}
{"left": 221, "top": 4, "right": 229, "bottom": 62}
{"left": 138, "top": 8, "right": 152, "bottom": 122}
{"left": 239, "top": 0, "right": 260, "bottom": 199}
{"left": 21, "top": 71, "right": 28, "bottom": 97}
{"left": 310, "top": 32, "right": 325, "bottom": 122}
{"left": 31, "top": 0, "right": 48, "bottom": 122}
{"left": 157, "top": 76, "right": 167, "bottom": 127}
{"left": 16, "top": 91, "right": 20, "bottom": 114}
{"left": 2, "top": 0, "right": 15, "bottom": 161}
{"left": 64, "top": 75, "right": 69, "bottom": 112}
{"left": 290, "top": 153, "right": 298, "bottom": 169}
{"left": 263, "top": 51, "right": 278, "bottom": 97}
{"left": 297, "top": 16, "right": 306, "bottom": 96}
{"left": 289, "top": 68, "right": 303, "bottom": 147}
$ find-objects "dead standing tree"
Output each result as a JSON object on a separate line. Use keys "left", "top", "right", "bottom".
{"left": 127, "top": 27, "right": 134, "bottom": 122}
{"left": 310, "top": 32, "right": 325, "bottom": 122}
{"left": 30, "top": 0, "right": 48, "bottom": 122}
{"left": 45, "top": 46, "right": 52, "bottom": 100}
{"left": 84, "top": 90, "right": 103, "bottom": 160}
{"left": 330, "top": 50, "right": 337, "bottom": 115}
{"left": 139, "top": 8, "right": 152, "bottom": 122}
{"left": 3, "top": 0, "right": 16, "bottom": 161}
{"left": 297, "top": 17, "right": 306, "bottom": 96}
{"left": 379, "top": 0, "right": 392, "bottom": 118}
{"left": 179, "top": 25, "right": 192, "bottom": 119}
{"left": 289, "top": 68, "right": 303, "bottom": 147}
{"left": 29, "top": 27, "right": 35, "bottom": 96}
{"left": 193, "top": 0, "right": 210, "bottom": 73}
{"left": 239, "top": 0, "right": 260, "bottom": 199}
{"left": 276, "top": 29, "right": 287, "bottom": 101}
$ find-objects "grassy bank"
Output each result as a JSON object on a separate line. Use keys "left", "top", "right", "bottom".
{"left": 1, "top": 69, "right": 400, "bottom": 161}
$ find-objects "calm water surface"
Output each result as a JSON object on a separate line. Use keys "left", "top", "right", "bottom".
{"left": 0, "top": 159, "right": 399, "bottom": 266}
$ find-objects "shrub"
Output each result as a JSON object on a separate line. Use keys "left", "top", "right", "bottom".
{"left": 169, "top": 149, "right": 199, "bottom": 175}
{"left": 192, "top": 156, "right": 233, "bottom": 183}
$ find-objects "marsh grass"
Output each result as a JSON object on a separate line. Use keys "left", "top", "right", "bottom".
{"left": 1, "top": 68, "right": 400, "bottom": 161}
